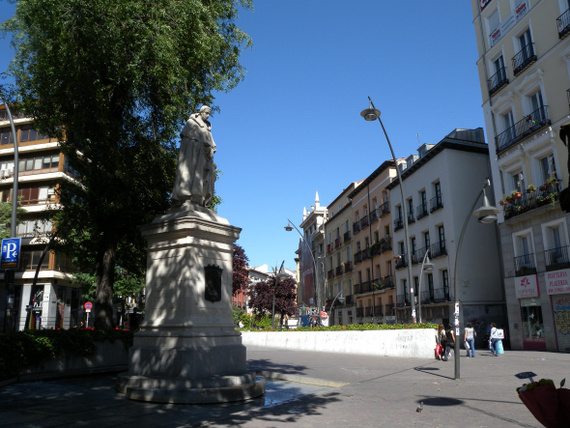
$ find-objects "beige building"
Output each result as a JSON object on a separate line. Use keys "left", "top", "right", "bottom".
{"left": 324, "top": 181, "right": 360, "bottom": 325}
{"left": 348, "top": 161, "right": 398, "bottom": 325}
{"left": 472, "top": 0, "right": 570, "bottom": 351}
{"left": 0, "top": 105, "right": 81, "bottom": 331}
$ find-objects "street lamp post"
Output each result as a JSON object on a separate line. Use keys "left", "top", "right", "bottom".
{"left": 452, "top": 179, "right": 500, "bottom": 380}
{"left": 285, "top": 219, "right": 321, "bottom": 320}
{"left": 360, "top": 97, "right": 416, "bottom": 323}
{"left": 417, "top": 251, "right": 434, "bottom": 324}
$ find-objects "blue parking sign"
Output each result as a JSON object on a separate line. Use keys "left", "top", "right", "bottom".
{"left": 1, "top": 238, "right": 21, "bottom": 269}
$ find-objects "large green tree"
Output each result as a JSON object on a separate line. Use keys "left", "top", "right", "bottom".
{"left": 1, "top": 0, "right": 252, "bottom": 330}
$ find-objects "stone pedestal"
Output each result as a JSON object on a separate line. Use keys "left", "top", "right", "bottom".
{"left": 116, "top": 203, "right": 265, "bottom": 403}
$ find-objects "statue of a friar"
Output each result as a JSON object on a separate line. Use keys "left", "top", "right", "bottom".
{"left": 171, "top": 105, "right": 217, "bottom": 207}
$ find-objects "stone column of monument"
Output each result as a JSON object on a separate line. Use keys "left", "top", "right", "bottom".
{"left": 117, "top": 107, "right": 265, "bottom": 403}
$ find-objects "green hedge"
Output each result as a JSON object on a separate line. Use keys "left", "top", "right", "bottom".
{"left": 0, "top": 329, "right": 133, "bottom": 380}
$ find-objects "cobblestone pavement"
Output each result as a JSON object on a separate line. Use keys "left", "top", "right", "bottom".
{"left": 2, "top": 346, "right": 568, "bottom": 427}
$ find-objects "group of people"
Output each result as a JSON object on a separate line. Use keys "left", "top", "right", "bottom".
{"left": 436, "top": 321, "right": 504, "bottom": 360}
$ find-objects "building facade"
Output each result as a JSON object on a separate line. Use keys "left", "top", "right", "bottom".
{"left": 298, "top": 192, "right": 327, "bottom": 314}
{"left": 389, "top": 129, "right": 505, "bottom": 333}
{"left": 324, "top": 181, "right": 360, "bottom": 325}
{"left": 349, "top": 162, "right": 398, "bottom": 325}
{"left": 472, "top": 0, "right": 570, "bottom": 351}
{"left": 0, "top": 106, "right": 83, "bottom": 331}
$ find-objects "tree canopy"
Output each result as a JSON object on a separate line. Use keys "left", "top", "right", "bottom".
{"left": 248, "top": 275, "right": 297, "bottom": 326}
{"left": 232, "top": 243, "right": 249, "bottom": 296}
{"left": 1, "top": 0, "right": 252, "bottom": 330}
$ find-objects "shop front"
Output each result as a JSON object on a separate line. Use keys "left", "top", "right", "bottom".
{"left": 545, "top": 269, "right": 570, "bottom": 353}
{"left": 514, "top": 274, "right": 546, "bottom": 351}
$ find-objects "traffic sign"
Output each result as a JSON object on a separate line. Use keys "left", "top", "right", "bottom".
{"left": 1, "top": 237, "right": 21, "bottom": 269}
{"left": 84, "top": 301, "right": 93, "bottom": 310}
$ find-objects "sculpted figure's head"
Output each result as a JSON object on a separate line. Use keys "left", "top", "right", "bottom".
{"left": 199, "top": 105, "right": 212, "bottom": 121}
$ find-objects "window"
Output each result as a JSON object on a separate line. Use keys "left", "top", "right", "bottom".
{"left": 438, "top": 225, "right": 445, "bottom": 247}
{"left": 487, "top": 9, "right": 500, "bottom": 38}
{"left": 424, "top": 231, "right": 431, "bottom": 251}
{"left": 518, "top": 29, "right": 533, "bottom": 60}
{"left": 493, "top": 55, "right": 506, "bottom": 81}
{"left": 520, "top": 298, "right": 544, "bottom": 342}
{"left": 0, "top": 129, "right": 12, "bottom": 145}
{"left": 512, "top": 171, "right": 524, "bottom": 192}
{"left": 539, "top": 154, "right": 556, "bottom": 183}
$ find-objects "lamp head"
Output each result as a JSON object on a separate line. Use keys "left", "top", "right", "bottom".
{"left": 284, "top": 225, "right": 293, "bottom": 232}
{"left": 473, "top": 191, "right": 501, "bottom": 223}
{"left": 423, "top": 260, "right": 434, "bottom": 272}
{"left": 360, "top": 100, "right": 381, "bottom": 122}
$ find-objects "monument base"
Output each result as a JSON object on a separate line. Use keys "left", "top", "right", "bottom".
{"left": 117, "top": 204, "right": 265, "bottom": 403}
{"left": 116, "top": 372, "right": 265, "bottom": 404}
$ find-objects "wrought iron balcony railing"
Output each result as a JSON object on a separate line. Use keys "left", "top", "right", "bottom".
{"left": 369, "top": 208, "right": 379, "bottom": 224}
{"left": 502, "top": 181, "right": 561, "bottom": 220}
{"left": 430, "top": 241, "right": 447, "bottom": 258}
{"left": 512, "top": 42, "right": 536, "bottom": 75}
{"left": 430, "top": 195, "right": 443, "bottom": 212}
{"left": 416, "top": 203, "right": 429, "bottom": 220}
{"left": 514, "top": 253, "right": 536, "bottom": 276}
{"left": 488, "top": 66, "right": 509, "bottom": 96}
{"left": 380, "top": 201, "right": 390, "bottom": 217}
{"left": 496, "top": 106, "right": 550, "bottom": 154}
{"left": 545, "top": 245, "right": 570, "bottom": 271}
{"left": 344, "top": 231, "right": 351, "bottom": 243}
{"left": 557, "top": 8, "right": 570, "bottom": 39}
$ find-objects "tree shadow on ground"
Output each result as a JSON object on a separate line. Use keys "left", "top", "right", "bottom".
{"left": 247, "top": 358, "right": 308, "bottom": 376}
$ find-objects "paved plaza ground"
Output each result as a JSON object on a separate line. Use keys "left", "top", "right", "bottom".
{"left": 1, "top": 345, "right": 568, "bottom": 427}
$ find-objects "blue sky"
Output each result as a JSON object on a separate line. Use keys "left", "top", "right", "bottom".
{"left": 0, "top": 1, "right": 485, "bottom": 272}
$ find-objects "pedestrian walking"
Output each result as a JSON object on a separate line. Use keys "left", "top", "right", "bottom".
{"left": 443, "top": 323, "right": 455, "bottom": 361}
{"left": 464, "top": 322, "right": 476, "bottom": 358}
{"left": 436, "top": 323, "right": 446, "bottom": 360}
{"left": 489, "top": 322, "right": 500, "bottom": 356}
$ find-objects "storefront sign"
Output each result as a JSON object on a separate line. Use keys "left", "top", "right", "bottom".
{"left": 546, "top": 269, "right": 570, "bottom": 295}
{"left": 480, "top": 0, "right": 493, "bottom": 11}
{"left": 514, "top": 274, "right": 539, "bottom": 299}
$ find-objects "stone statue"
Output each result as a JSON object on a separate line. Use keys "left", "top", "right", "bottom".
{"left": 171, "top": 105, "right": 217, "bottom": 207}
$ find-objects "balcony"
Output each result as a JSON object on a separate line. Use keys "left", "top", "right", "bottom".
{"left": 379, "top": 201, "right": 390, "bottom": 217}
{"left": 430, "top": 195, "right": 443, "bottom": 213}
{"left": 335, "top": 237, "right": 341, "bottom": 249}
{"left": 496, "top": 106, "right": 551, "bottom": 155}
{"left": 557, "top": 9, "right": 570, "bottom": 39}
{"left": 360, "top": 215, "right": 370, "bottom": 229}
{"left": 430, "top": 241, "right": 447, "bottom": 258}
{"left": 344, "top": 231, "right": 351, "bottom": 243}
{"left": 373, "top": 306, "right": 383, "bottom": 317}
{"left": 407, "top": 212, "right": 415, "bottom": 224}
{"left": 326, "top": 243, "right": 333, "bottom": 254}
{"left": 369, "top": 208, "right": 379, "bottom": 224}
{"left": 354, "top": 251, "right": 362, "bottom": 265}
{"left": 514, "top": 253, "right": 536, "bottom": 277}
{"left": 353, "top": 221, "right": 361, "bottom": 235}
{"left": 512, "top": 42, "right": 536, "bottom": 75}
{"left": 396, "top": 294, "right": 409, "bottom": 307}
{"left": 502, "top": 181, "right": 561, "bottom": 220}
{"left": 384, "top": 304, "right": 395, "bottom": 316}
{"left": 432, "top": 287, "right": 451, "bottom": 303}
{"left": 335, "top": 265, "right": 343, "bottom": 276}
{"left": 345, "top": 295, "right": 353, "bottom": 305}
{"left": 416, "top": 203, "right": 429, "bottom": 220}
{"left": 356, "top": 307, "right": 364, "bottom": 318}
{"left": 378, "top": 275, "right": 394, "bottom": 290}
{"left": 488, "top": 66, "right": 509, "bottom": 96}
{"left": 344, "top": 261, "right": 352, "bottom": 273}
{"left": 394, "top": 217, "right": 403, "bottom": 232}
{"left": 327, "top": 269, "right": 334, "bottom": 280}
{"left": 545, "top": 246, "right": 570, "bottom": 271}
{"left": 395, "top": 254, "right": 407, "bottom": 270}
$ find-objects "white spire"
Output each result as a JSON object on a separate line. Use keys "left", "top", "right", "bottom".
{"left": 315, "top": 191, "right": 320, "bottom": 208}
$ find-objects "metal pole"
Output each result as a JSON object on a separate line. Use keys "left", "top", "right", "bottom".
{"left": 418, "top": 251, "right": 429, "bottom": 324}
{"left": 369, "top": 98, "right": 416, "bottom": 323}
{"left": 452, "top": 186, "right": 485, "bottom": 380}
{"left": 0, "top": 99, "right": 19, "bottom": 237}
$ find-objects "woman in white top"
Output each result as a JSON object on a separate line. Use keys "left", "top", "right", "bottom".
{"left": 489, "top": 322, "right": 499, "bottom": 356}
{"left": 464, "top": 322, "right": 476, "bottom": 358}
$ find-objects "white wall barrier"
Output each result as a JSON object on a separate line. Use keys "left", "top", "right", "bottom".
{"left": 242, "top": 329, "right": 437, "bottom": 359}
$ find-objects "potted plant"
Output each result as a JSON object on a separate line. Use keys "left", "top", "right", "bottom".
{"left": 511, "top": 190, "right": 522, "bottom": 199}
{"left": 527, "top": 184, "right": 536, "bottom": 193}
{"left": 517, "top": 378, "right": 570, "bottom": 428}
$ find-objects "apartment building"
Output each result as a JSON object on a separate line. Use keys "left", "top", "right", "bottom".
{"left": 348, "top": 162, "right": 398, "bottom": 325}
{"left": 472, "top": 0, "right": 570, "bottom": 351}
{"left": 323, "top": 181, "right": 360, "bottom": 325}
{"left": 0, "top": 105, "right": 81, "bottom": 331}
{"left": 389, "top": 129, "right": 505, "bottom": 330}
{"left": 298, "top": 192, "right": 327, "bottom": 314}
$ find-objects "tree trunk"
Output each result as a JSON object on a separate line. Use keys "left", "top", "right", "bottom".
{"left": 94, "top": 231, "right": 118, "bottom": 331}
